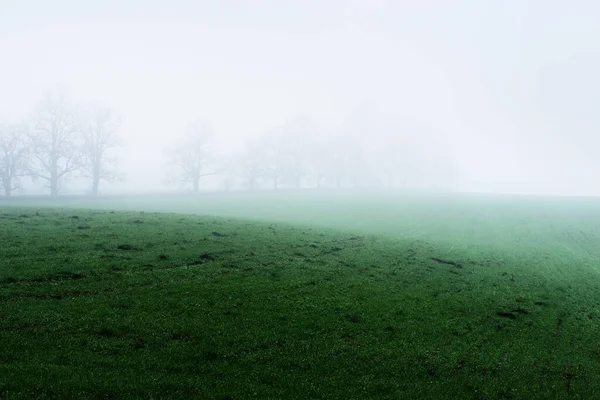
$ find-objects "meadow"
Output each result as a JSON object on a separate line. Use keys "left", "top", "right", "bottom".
{"left": 1, "top": 189, "right": 600, "bottom": 399}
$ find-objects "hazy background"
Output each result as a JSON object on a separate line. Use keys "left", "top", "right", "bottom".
{"left": 1, "top": 0, "right": 599, "bottom": 196}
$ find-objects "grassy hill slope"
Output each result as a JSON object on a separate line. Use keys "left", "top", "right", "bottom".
{"left": 1, "top": 203, "right": 600, "bottom": 399}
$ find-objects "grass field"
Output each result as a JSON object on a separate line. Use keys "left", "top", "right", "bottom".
{"left": 1, "top": 190, "right": 600, "bottom": 399}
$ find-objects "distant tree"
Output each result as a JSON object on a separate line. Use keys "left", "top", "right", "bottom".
{"left": 255, "top": 129, "right": 283, "bottom": 190}
{"left": 266, "top": 136, "right": 284, "bottom": 190}
{"left": 259, "top": 116, "right": 316, "bottom": 190}
{"left": 167, "top": 120, "right": 216, "bottom": 193}
{"left": 278, "top": 116, "right": 314, "bottom": 189}
{"left": 333, "top": 108, "right": 375, "bottom": 188}
{"left": 0, "top": 124, "right": 30, "bottom": 197}
{"left": 29, "top": 93, "right": 82, "bottom": 197}
{"left": 326, "top": 132, "right": 357, "bottom": 188}
{"left": 307, "top": 136, "right": 335, "bottom": 188}
{"left": 233, "top": 139, "right": 267, "bottom": 190}
{"left": 81, "top": 106, "right": 123, "bottom": 196}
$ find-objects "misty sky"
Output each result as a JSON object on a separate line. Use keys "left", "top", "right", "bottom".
{"left": 1, "top": 1, "right": 599, "bottom": 195}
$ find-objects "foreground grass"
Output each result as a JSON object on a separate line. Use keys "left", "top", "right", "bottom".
{"left": 1, "top": 206, "right": 600, "bottom": 399}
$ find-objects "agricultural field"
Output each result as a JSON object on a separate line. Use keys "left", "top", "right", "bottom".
{"left": 1, "top": 190, "right": 600, "bottom": 399}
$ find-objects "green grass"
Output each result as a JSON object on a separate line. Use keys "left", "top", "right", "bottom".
{"left": 1, "top": 191, "right": 600, "bottom": 398}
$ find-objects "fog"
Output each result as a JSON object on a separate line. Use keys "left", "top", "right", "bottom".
{"left": 1, "top": 1, "right": 599, "bottom": 196}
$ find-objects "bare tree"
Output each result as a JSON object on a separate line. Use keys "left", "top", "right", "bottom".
{"left": 255, "top": 128, "right": 285, "bottom": 190}
{"left": 326, "top": 132, "right": 354, "bottom": 188}
{"left": 306, "top": 136, "right": 331, "bottom": 188}
{"left": 250, "top": 117, "right": 324, "bottom": 190}
{"left": 278, "top": 116, "right": 313, "bottom": 189}
{"left": 0, "top": 124, "right": 30, "bottom": 197}
{"left": 29, "top": 94, "right": 82, "bottom": 197}
{"left": 81, "top": 106, "right": 123, "bottom": 196}
{"left": 167, "top": 120, "right": 216, "bottom": 193}
{"left": 236, "top": 137, "right": 269, "bottom": 190}
{"left": 333, "top": 109, "right": 373, "bottom": 188}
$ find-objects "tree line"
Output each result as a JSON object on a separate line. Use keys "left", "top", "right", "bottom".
{"left": 1, "top": 94, "right": 456, "bottom": 197}
{"left": 168, "top": 115, "right": 456, "bottom": 193}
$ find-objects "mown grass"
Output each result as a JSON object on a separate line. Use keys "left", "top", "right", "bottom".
{"left": 1, "top": 193, "right": 600, "bottom": 399}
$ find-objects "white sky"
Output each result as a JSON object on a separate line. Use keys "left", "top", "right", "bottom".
{"left": 1, "top": 0, "right": 599, "bottom": 195}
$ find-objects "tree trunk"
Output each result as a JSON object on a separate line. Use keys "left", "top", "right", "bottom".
{"left": 92, "top": 176, "right": 100, "bottom": 196}
{"left": 193, "top": 176, "right": 200, "bottom": 193}
{"left": 50, "top": 157, "right": 59, "bottom": 197}
{"left": 2, "top": 178, "right": 10, "bottom": 197}
{"left": 91, "top": 164, "right": 101, "bottom": 196}
{"left": 50, "top": 174, "right": 59, "bottom": 197}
